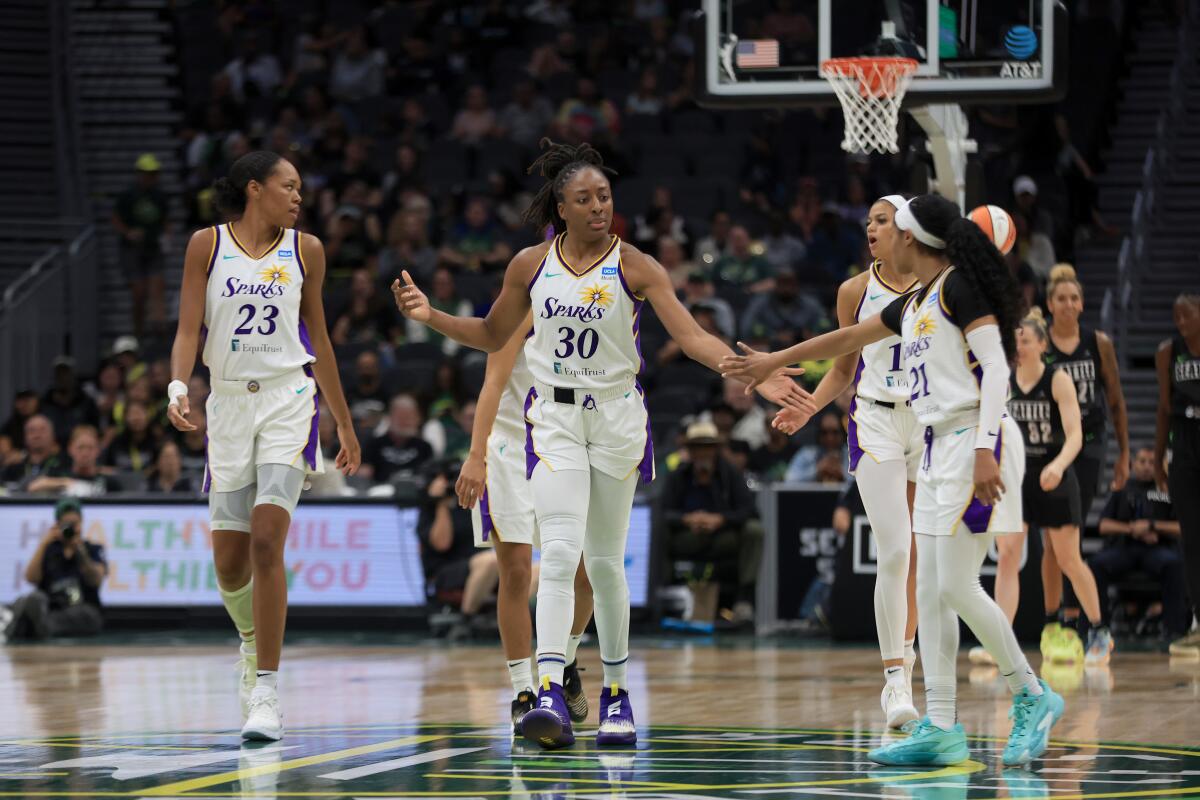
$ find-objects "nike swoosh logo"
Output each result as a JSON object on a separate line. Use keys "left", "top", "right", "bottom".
{"left": 954, "top": 427, "right": 971, "bottom": 435}
{"left": 498, "top": 444, "right": 506, "bottom": 455}
{"left": 624, "top": 392, "right": 631, "bottom": 398}
{"left": 987, "top": 430, "right": 998, "bottom": 437}
{"left": 295, "top": 386, "right": 307, "bottom": 394}
{"left": 869, "top": 293, "right": 885, "bottom": 300}
{"left": 223, "top": 254, "right": 237, "bottom": 260}
{"left": 544, "top": 271, "right": 562, "bottom": 278}
{"left": 1037, "top": 714, "right": 1053, "bottom": 732}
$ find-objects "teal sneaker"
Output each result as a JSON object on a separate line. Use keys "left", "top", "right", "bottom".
{"left": 1002, "top": 679, "right": 1064, "bottom": 767}
{"left": 868, "top": 718, "right": 969, "bottom": 766}
{"left": 1085, "top": 627, "right": 1114, "bottom": 666}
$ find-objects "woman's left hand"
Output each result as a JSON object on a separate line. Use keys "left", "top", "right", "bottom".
{"left": 335, "top": 424, "right": 361, "bottom": 476}
{"left": 1039, "top": 462, "right": 1063, "bottom": 492}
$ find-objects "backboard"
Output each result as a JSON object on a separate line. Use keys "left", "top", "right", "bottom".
{"left": 696, "top": 0, "right": 1067, "bottom": 109}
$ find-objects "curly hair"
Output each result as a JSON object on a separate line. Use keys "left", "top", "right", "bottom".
{"left": 908, "top": 193, "right": 1023, "bottom": 361}
{"left": 521, "top": 138, "right": 617, "bottom": 233}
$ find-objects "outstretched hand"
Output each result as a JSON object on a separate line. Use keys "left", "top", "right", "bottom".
{"left": 772, "top": 405, "right": 815, "bottom": 435}
{"left": 755, "top": 372, "right": 818, "bottom": 416}
{"left": 391, "top": 270, "right": 431, "bottom": 323}
{"left": 720, "top": 342, "right": 795, "bottom": 393}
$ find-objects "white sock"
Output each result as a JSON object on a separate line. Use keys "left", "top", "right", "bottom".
{"left": 903, "top": 638, "right": 916, "bottom": 666}
{"left": 884, "top": 665, "right": 906, "bottom": 689}
{"left": 507, "top": 658, "right": 533, "bottom": 697}
{"left": 1003, "top": 664, "right": 1043, "bottom": 696}
{"left": 255, "top": 670, "right": 277, "bottom": 691}
{"left": 925, "top": 675, "right": 956, "bottom": 729}
{"left": 566, "top": 633, "right": 583, "bottom": 665}
{"left": 602, "top": 656, "right": 627, "bottom": 690}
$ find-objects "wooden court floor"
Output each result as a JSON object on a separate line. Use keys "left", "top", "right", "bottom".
{"left": 1, "top": 638, "right": 1199, "bottom": 799}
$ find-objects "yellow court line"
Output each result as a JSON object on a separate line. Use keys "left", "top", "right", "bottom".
{"left": 139, "top": 734, "right": 439, "bottom": 796}
{"left": 426, "top": 772, "right": 698, "bottom": 790}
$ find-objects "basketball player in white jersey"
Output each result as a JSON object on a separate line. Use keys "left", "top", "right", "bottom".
{"left": 166, "top": 151, "right": 360, "bottom": 741}
{"left": 773, "top": 195, "right": 920, "bottom": 729}
{"left": 723, "top": 194, "right": 1064, "bottom": 767}
{"left": 454, "top": 312, "right": 596, "bottom": 734}
{"left": 395, "top": 139, "right": 813, "bottom": 749}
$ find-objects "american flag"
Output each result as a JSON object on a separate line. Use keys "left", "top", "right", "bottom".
{"left": 736, "top": 39, "right": 780, "bottom": 69}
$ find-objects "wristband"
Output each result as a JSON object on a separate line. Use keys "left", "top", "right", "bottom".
{"left": 167, "top": 380, "right": 188, "bottom": 407}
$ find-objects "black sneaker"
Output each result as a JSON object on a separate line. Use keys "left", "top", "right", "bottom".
{"left": 511, "top": 690, "right": 536, "bottom": 735}
{"left": 563, "top": 660, "right": 588, "bottom": 722}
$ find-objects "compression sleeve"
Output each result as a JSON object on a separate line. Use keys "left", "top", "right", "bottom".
{"left": 965, "top": 324, "right": 1010, "bottom": 451}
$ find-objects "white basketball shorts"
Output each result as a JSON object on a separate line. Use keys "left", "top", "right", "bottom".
{"left": 847, "top": 396, "right": 924, "bottom": 482}
{"left": 473, "top": 427, "right": 538, "bottom": 548}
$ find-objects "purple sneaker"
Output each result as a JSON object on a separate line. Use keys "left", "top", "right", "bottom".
{"left": 596, "top": 685, "right": 637, "bottom": 746}
{"left": 521, "top": 681, "right": 575, "bottom": 749}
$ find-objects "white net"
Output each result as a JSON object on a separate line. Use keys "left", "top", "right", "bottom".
{"left": 820, "top": 57, "right": 918, "bottom": 155}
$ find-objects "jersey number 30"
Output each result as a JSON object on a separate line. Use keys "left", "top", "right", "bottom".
{"left": 555, "top": 326, "right": 599, "bottom": 359}
{"left": 235, "top": 304, "right": 279, "bottom": 336}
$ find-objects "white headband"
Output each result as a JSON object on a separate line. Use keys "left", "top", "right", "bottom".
{"left": 894, "top": 199, "right": 947, "bottom": 250}
{"left": 878, "top": 194, "right": 906, "bottom": 210}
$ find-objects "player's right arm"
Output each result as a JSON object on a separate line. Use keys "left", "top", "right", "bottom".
{"left": 1153, "top": 338, "right": 1172, "bottom": 492}
{"left": 166, "top": 227, "right": 214, "bottom": 432}
{"left": 456, "top": 311, "right": 533, "bottom": 509}
{"left": 392, "top": 245, "right": 540, "bottom": 353}
{"left": 775, "top": 273, "right": 868, "bottom": 434}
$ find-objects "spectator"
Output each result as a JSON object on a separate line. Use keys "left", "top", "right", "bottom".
{"left": 762, "top": 212, "right": 807, "bottom": 274}
{"left": 525, "top": 0, "right": 573, "bottom": 27}
{"left": 85, "top": 362, "right": 125, "bottom": 439}
{"left": 111, "top": 154, "right": 170, "bottom": 338}
{"left": 324, "top": 203, "right": 381, "bottom": 281}
{"left": 680, "top": 272, "right": 736, "bottom": 340}
{"left": 416, "top": 460, "right": 499, "bottom": 620}
{"left": 2, "top": 498, "right": 106, "bottom": 641}
{"left": 324, "top": 137, "right": 381, "bottom": 207}
{"left": 556, "top": 76, "right": 620, "bottom": 143}
{"left": 633, "top": 187, "right": 690, "bottom": 257}
{"left": 329, "top": 26, "right": 385, "bottom": 103}
{"left": 488, "top": 170, "right": 535, "bottom": 234}
{"left": 626, "top": 69, "right": 664, "bottom": 116}
{"left": 145, "top": 440, "right": 194, "bottom": 494}
{"left": 695, "top": 210, "right": 732, "bottom": 267}
{"left": 747, "top": 417, "right": 798, "bottom": 482}
{"left": 740, "top": 267, "right": 831, "bottom": 346}
{"left": 711, "top": 225, "right": 774, "bottom": 293}
{"left": 806, "top": 202, "right": 864, "bottom": 281}
{"left": 221, "top": 34, "right": 282, "bottom": 103}
{"left": 700, "top": 378, "right": 770, "bottom": 450}
{"left": 659, "top": 237, "right": 696, "bottom": 289}
{"left": 1091, "top": 447, "right": 1190, "bottom": 645}
{"left": 438, "top": 198, "right": 513, "bottom": 273}
{"left": 495, "top": 79, "right": 555, "bottom": 148}
{"left": 111, "top": 335, "right": 145, "bottom": 383}
{"left": 361, "top": 395, "right": 434, "bottom": 481}
{"left": 26, "top": 425, "right": 121, "bottom": 496}
{"left": 347, "top": 350, "right": 389, "bottom": 418}
{"left": 101, "top": 401, "right": 160, "bottom": 476}
{"left": 381, "top": 208, "right": 438, "bottom": 282}
{"left": 1012, "top": 175, "right": 1055, "bottom": 239}
{"left": 785, "top": 412, "right": 847, "bottom": 482}
{"left": 331, "top": 268, "right": 398, "bottom": 347}
{"left": 426, "top": 399, "right": 476, "bottom": 462}
{"left": 42, "top": 357, "right": 102, "bottom": 450}
{"left": 2, "top": 415, "right": 65, "bottom": 486}
{"left": 1012, "top": 210, "right": 1057, "bottom": 281}
{"left": 406, "top": 267, "right": 475, "bottom": 355}
{"left": 450, "top": 84, "right": 497, "bottom": 145}
{"left": 1, "top": 389, "right": 40, "bottom": 455}
{"left": 661, "top": 421, "right": 763, "bottom": 623}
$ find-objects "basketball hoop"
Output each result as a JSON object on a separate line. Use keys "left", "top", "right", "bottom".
{"left": 820, "top": 56, "right": 919, "bottom": 155}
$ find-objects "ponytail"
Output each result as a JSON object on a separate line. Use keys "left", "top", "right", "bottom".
{"left": 211, "top": 150, "right": 284, "bottom": 216}
{"left": 521, "top": 138, "right": 616, "bottom": 233}
{"left": 945, "top": 217, "right": 1022, "bottom": 361}
{"left": 1020, "top": 305, "right": 1048, "bottom": 343}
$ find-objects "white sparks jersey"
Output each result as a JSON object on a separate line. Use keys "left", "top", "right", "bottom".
{"left": 854, "top": 261, "right": 916, "bottom": 403}
{"left": 494, "top": 343, "right": 535, "bottom": 440}
{"left": 525, "top": 234, "right": 642, "bottom": 391}
{"left": 899, "top": 267, "right": 983, "bottom": 426}
{"left": 202, "top": 224, "right": 316, "bottom": 382}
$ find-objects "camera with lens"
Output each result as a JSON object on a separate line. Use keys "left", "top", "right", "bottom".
{"left": 60, "top": 523, "right": 77, "bottom": 541}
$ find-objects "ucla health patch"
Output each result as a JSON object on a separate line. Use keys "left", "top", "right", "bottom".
{"left": 602, "top": 266, "right": 618, "bottom": 277}
{"left": 277, "top": 249, "right": 293, "bottom": 258}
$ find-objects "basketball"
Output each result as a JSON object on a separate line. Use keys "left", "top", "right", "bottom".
{"left": 969, "top": 204, "right": 1017, "bottom": 255}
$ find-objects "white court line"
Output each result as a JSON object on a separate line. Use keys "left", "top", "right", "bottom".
{"left": 320, "top": 747, "right": 488, "bottom": 781}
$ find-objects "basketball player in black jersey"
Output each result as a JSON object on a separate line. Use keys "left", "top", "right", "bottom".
{"left": 1042, "top": 265, "right": 1128, "bottom": 649}
{"left": 1155, "top": 293, "right": 1200, "bottom": 658}
{"left": 998, "top": 309, "right": 1112, "bottom": 665}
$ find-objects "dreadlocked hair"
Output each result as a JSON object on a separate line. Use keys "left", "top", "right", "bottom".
{"left": 907, "top": 193, "right": 1023, "bottom": 362}
{"left": 521, "top": 138, "right": 617, "bottom": 233}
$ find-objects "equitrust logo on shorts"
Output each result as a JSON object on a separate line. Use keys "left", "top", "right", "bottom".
{"left": 230, "top": 339, "right": 283, "bottom": 354}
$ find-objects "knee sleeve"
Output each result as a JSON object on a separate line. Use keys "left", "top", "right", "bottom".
{"left": 210, "top": 483, "right": 256, "bottom": 533}
{"left": 255, "top": 463, "right": 307, "bottom": 516}
{"left": 530, "top": 467, "right": 590, "bottom": 684}
{"left": 584, "top": 470, "right": 637, "bottom": 674}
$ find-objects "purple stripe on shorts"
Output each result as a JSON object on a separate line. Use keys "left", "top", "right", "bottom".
{"left": 524, "top": 386, "right": 540, "bottom": 479}
{"left": 302, "top": 391, "right": 320, "bottom": 470}
{"left": 961, "top": 424, "right": 1004, "bottom": 534}
{"left": 847, "top": 396, "right": 864, "bottom": 474}
{"left": 635, "top": 382, "right": 655, "bottom": 484}
{"left": 479, "top": 486, "right": 494, "bottom": 542}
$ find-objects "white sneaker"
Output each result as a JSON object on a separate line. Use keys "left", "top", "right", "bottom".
{"left": 881, "top": 683, "right": 919, "bottom": 729}
{"left": 241, "top": 685, "right": 283, "bottom": 741}
{"left": 968, "top": 645, "right": 997, "bottom": 665}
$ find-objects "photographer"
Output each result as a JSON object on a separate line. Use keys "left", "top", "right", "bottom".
{"left": 416, "top": 460, "right": 498, "bottom": 620}
{"left": 2, "top": 498, "right": 107, "bottom": 641}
